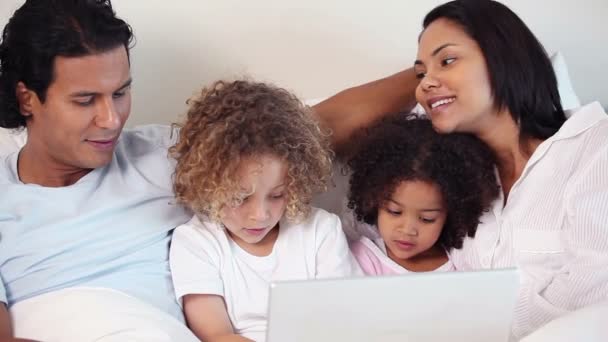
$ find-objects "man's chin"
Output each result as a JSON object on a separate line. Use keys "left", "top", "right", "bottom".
{"left": 79, "top": 153, "right": 115, "bottom": 170}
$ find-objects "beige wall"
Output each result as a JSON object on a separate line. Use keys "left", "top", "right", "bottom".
{"left": 1, "top": 0, "right": 607, "bottom": 126}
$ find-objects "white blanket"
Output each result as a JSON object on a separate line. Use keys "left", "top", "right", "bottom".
{"left": 10, "top": 287, "right": 198, "bottom": 342}
{"left": 520, "top": 301, "right": 608, "bottom": 342}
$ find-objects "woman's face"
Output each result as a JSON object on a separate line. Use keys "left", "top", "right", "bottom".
{"left": 414, "top": 18, "right": 497, "bottom": 135}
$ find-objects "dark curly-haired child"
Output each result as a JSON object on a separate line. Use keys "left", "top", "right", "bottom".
{"left": 168, "top": 80, "right": 361, "bottom": 342}
{"left": 348, "top": 114, "right": 499, "bottom": 274}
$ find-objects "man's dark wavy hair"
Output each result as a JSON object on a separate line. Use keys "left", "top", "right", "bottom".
{"left": 0, "top": 0, "right": 133, "bottom": 129}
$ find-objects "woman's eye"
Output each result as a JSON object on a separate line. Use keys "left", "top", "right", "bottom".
{"left": 441, "top": 57, "right": 456, "bottom": 66}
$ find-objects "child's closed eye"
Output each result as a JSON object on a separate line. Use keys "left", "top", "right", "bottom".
{"left": 420, "top": 217, "right": 437, "bottom": 224}
{"left": 269, "top": 193, "right": 285, "bottom": 200}
{"left": 384, "top": 208, "right": 402, "bottom": 216}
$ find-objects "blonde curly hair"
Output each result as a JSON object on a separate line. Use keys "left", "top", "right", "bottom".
{"left": 170, "top": 80, "right": 333, "bottom": 222}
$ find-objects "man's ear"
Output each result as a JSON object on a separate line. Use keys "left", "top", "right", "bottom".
{"left": 15, "top": 81, "right": 37, "bottom": 117}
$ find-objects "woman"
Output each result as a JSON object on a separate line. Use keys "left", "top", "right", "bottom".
{"left": 314, "top": 0, "right": 608, "bottom": 340}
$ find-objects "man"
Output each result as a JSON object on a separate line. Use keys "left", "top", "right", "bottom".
{"left": 0, "top": 1, "right": 197, "bottom": 340}
{"left": 0, "top": 1, "right": 418, "bottom": 341}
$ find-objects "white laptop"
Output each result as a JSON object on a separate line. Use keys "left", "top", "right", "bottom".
{"left": 266, "top": 268, "right": 519, "bottom": 342}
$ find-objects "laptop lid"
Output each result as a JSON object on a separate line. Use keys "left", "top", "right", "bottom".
{"left": 267, "top": 268, "right": 519, "bottom": 342}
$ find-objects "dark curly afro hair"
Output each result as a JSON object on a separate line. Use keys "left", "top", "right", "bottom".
{"left": 347, "top": 114, "right": 499, "bottom": 250}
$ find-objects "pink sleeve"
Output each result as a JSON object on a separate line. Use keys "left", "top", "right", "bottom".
{"left": 350, "top": 239, "right": 383, "bottom": 276}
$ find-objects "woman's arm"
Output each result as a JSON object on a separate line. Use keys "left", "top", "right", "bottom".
{"left": 312, "top": 68, "right": 419, "bottom": 156}
{"left": 183, "top": 294, "right": 253, "bottom": 342}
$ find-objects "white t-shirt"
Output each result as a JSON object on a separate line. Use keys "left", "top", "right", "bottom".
{"left": 170, "top": 207, "right": 362, "bottom": 342}
{"left": 1, "top": 125, "right": 190, "bottom": 322}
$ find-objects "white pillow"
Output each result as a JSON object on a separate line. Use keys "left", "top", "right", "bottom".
{"left": 550, "top": 51, "right": 581, "bottom": 113}
{"left": 0, "top": 127, "right": 27, "bottom": 156}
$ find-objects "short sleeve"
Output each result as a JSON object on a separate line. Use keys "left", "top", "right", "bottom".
{"left": 313, "top": 210, "right": 363, "bottom": 278}
{"left": 169, "top": 219, "right": 225, "bottom": 302}
{"left": 350, "top": 238, "right": 382, "bottom": 276}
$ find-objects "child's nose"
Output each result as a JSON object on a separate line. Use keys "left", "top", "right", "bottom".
{"left": 405, "top": 227, "right": 419, "bottom": 237}
{"left": 397, "top": 219, "right": 418, "bottom": 237}
{"left": 249, "top": 203, "right": 270, "bottom": 222}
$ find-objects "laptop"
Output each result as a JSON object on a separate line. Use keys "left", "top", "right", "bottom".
{"left": 266, "top": 268, "right": 519, "bottom": 342}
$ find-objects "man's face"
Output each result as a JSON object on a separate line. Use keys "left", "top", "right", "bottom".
{"left": 23, "top": 46, "right": 132, "bottom": 172}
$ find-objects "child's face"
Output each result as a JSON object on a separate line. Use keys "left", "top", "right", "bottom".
{"left": 377, "top": 180, "right": 447, "bottom": 262}
{"left": 220, "top": 154, "right": 288, "bottom": 247}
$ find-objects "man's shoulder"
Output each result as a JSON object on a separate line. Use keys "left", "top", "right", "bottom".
{"left": 116, "top": 124, "right": 177, "bottom": 157}
{"left": 122, "top": 124, "right": 176, "bottom": 143}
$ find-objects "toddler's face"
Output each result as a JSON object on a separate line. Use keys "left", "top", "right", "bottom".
{"left": 220, "top": 154, "right": 288, "bottom": 248}
{"left": 377, "top": 180, "right": 447, "bottom": 265}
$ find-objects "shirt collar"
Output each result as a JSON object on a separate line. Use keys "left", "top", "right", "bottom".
{"left": 553, "top": 101, "right": 607, "bottom": 142}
